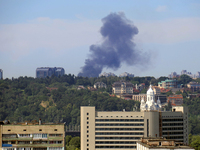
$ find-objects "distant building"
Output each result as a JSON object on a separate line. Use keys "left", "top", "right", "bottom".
{"left": 36, "top": 67, "right": 65, "bottom": 78}
{"left": 0, "top": 69, "right": 3, "bottom": 80}
{"left": 132, "top": 94, "right": 147, "bottom": 102}
{"left": 99, "top": 72, "right": 116, "bottom": 77}
{"left": 112, "top": 80, "right": 134, "bottom": 95}
{"left": 187, "top": 81, "right": 200, "bottom": 92}
{"left": 0, "top": 120, "right": 65, "bottom": 150}
{"left": 94, "top": 82, "right": 107, "bottom": 89}
{"left": 168, "top": 72, "right": 179, "bottom": 78}
{"left": 137, "top": 137, "right": 194, "bottom": 150}
{"left": 135, "top": 83, "right": 145, "bottom": 91}
{"left": 196, "top": 72, "right": 200, "bottom": 78}
{"left": 158, "top": 79, "right": 178, "bottom": 89}
{"left": 119, "top": 72, "right": 134, "bottom": 77}
{"left": 167, "top": 94, "right": 183, "bottom": 106}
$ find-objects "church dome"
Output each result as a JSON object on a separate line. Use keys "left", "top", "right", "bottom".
{"left": 147, "top": 85, "right": 154, "bottom": 95}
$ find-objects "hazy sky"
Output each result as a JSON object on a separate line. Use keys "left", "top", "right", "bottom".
{"left": 1, "top": 0, "right": 200, "bottom": 79}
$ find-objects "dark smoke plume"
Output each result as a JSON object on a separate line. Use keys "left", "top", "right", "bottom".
{"left": 78, "top": 12, "right": 151, "bottom": 77}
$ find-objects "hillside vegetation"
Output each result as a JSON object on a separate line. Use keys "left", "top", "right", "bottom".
{"left": 0, "top": 74, "right": 200, "bottom": 135}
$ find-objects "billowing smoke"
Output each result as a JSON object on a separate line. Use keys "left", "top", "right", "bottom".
{"left": 78, "top": 12, "right": 151, "bottom": 77}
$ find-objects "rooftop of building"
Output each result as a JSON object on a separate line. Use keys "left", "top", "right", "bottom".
{"left": 0, "top": 120, "right": 65, "bottom": 126}
{"left": 137, "top": 137, "right": 193, "bottom": 149}
{"left": 158, "top": 79, "right": 177, "bottom": 84}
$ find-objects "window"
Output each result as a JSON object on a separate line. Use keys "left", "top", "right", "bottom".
{"left": 87, "top": 117, "right": 89, "bottom": 120}
{"left": 87, "top": 122, "right": 89, "bottom": 124}
{"left": 39, "top": 129, "right": 42, "bottom": 131}
{"left": 87, "top": 126, "right": 89, "bottom": 128}
{"left": 33, "top": 134, "right": 47, "bottom": 139}
{"left": 87, "top": 130, "right": 89, "bottom": 133}
{"left": 54, "top": 129, "right": 57, "bottom": 131}
{"left": 87, "top": 139, "right": 89, "bottom": 142}
{"left": 23, "top": 129, "right": 26, "bottom": 131}
{"left": 87, "top": 135, "right": 89, "bottom": 137}
{"left": 8, "top": 130, "right": 11, "bottom": 131}
{"left": 87, "top": 113, "right": 89, "bottom": 115}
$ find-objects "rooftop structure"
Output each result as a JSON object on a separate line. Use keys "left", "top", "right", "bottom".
{"left": 36, "top": 67, "right": 65, "bottom": 78}
{"left": 140, "top": 85, "right": 162, "bottom": 111}
{"left": 137, "top": 137, "right": 194, "bottom": 150}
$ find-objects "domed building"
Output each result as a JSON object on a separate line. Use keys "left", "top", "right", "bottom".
{"left": 140, "top": 85, "right": 162, "bottom": 111}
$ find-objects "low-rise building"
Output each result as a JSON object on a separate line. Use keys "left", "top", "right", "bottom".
{"left": 0, "top": 120, "right": 65, "bottom": 150}
{"left": 187, "top": 82, "right": 200, "bottom": 92}
{"left": 132, "top": 94, "right": 147, "bottom": 102}
{"left": 158, "top": 79, "right": 178, "bottom": 89}
{"left": 112, "top": 80, "right": 134, "bottom": 95}
{"left": 167, "top": 95, "right": 183, "bottom": 106}
{"left": 137, "top": 137, "right": 194, "bottom": 150}
{"left": 94, "top": 82, "right": 107, "bottom": 89}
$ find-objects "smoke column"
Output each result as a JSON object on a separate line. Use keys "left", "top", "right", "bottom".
{"left": 78, "top": 12, "right": 151, "bottom": 77}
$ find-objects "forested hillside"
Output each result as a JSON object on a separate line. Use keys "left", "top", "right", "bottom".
{"left": 0, "top": 74, "right": 200, "bottom": 135}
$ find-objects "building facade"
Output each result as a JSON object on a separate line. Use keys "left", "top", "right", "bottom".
{"left": 112, "top": 80, "right": 134, "bottom": 95}
{"left": 132, "top": 94, "right": 147, "bottom": 102}
{"left": 81, "top": 105, "right": 188, "bottom": 150}
{"left": 158, "top": 79, "right": 178, "bottom": 89}
{"left": 167, "top": 95, "right": 183, "bottom": 106}
{"left": 187, "top": 82, "right": 200, "bottom": 92}
{"left": 0, "top": 120, "right": 65, "bottom": 150}
{"left": 36, "top": 67, "right": 65, "bottom": 78}
{"left": 94, "top": 82, "right": 107, "bottom": 89}
{"left": 0, "top": 69, "right": 3, "bottom": 80}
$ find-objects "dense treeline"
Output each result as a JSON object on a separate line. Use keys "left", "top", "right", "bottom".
{"left": 0, "top": 74, "right": 200, "bottom": 135}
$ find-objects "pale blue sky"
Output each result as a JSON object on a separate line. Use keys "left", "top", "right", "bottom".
{"left": 1, "top": 0, "right": 200, "bottom": 78}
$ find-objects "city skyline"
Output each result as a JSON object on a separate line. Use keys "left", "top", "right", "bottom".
{"left": 1, "top": 0, "right": 200, "bottom": 79}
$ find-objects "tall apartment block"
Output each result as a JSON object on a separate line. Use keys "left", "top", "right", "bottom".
{"left": 81, "top": 86, "right": 188, "bottom": 150}
{"left": 36, "top": 67, "right": 65, "bottom": 78}
{"left": 0, "top": 120, "right": 65, "bottom": 150}
{"left": 0, "top": 69, "right": 3, "bottom": 80}
{"left": 81, "top": 106, "right": 188, "bottom": 150}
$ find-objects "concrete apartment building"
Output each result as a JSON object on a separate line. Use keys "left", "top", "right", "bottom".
{"left": 81, "top": 106, "right": 188, "bottom": 150}
{"left": 0, "top": 120, "right": 65, "bottom": 150}
{"left": 112, "top": 80, "right": 134, "bottom": 96}
{"left": 0, "top": 69, "right": 3, "bottom": 80}
{"left": 36, "top": 67, "right": 65, "bottom": 78}
{"left": 137, "top": 137, "right": 193, "bottom": 150}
